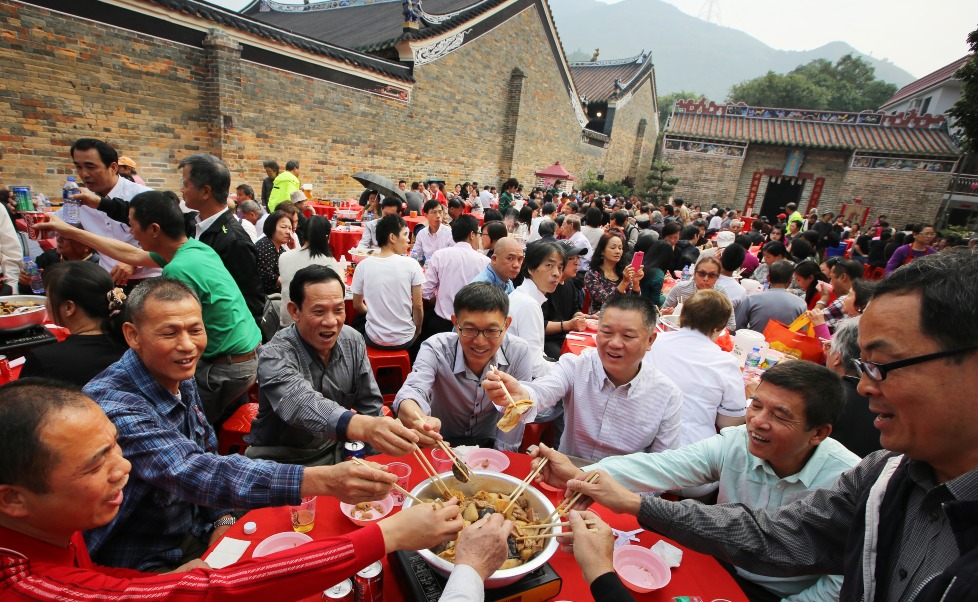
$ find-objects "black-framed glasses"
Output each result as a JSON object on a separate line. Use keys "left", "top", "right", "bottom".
{"left": 853, "top": 345, "right": 978, "bottom": 381}
{"left": 457, "top": 326, "right": 504, "bottom": 339}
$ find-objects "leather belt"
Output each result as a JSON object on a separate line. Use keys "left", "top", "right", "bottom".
{"left": 206, "top": 348, "right": 258, "bottom": 365}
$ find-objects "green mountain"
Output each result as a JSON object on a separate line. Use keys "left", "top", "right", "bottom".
{"left": 552, "top": 0, "right": 915, "bottom": 100}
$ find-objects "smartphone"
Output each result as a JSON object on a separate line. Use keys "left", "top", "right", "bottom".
{"left": 630, "top": 251, "right": 644, "bottom": 270}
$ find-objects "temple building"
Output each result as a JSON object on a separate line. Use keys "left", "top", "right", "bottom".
{"left": 662, "top": 99, "right": 961, "bottom": 226}
{"left": 0, "top": 0, "right": 657, "bottom": 198}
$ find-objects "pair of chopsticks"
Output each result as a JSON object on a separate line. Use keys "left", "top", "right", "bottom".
{"left": 489, "top": 364, "right": 518, "bottom": 407}
{"left": 412, "top": 410, "right": 472, "bottom": 481}
{"left": 544, "top": 472, "right": 599, "bottom": 522}
{"left": 413, "top": 446, "right": 452, "bottom": 498}
{"left": 513, "top": 520, "right": 599, "bottom": 542}
{"left": 350, "top": 458, "right": 425, "bottom": 505}
{"left": 500, "top": 457, "right": 549, "bottom": 515}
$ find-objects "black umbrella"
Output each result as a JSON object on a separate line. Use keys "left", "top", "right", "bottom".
{"left": 424, "top": 177, "right": 446, "bottom": 185}
{"left": 350, "top": 171, "right": 406, "bottom": 202}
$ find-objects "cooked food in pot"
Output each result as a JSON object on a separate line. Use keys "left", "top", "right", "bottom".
{"left": 0, "top": 300, "right": 43, "bottom": 315}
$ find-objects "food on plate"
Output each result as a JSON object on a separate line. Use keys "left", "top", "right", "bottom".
{"left": 349, "top": 501, "right": 385, "bottom": 520}
{"left": 0, "top": 300, "right": 43, "bottom": 315}
{"left": 425, "top": 489, "right": 548, "bottom": 569}
{"left": 478, "top": 459, "right": 490, "bottom": 469}
{"left": 496, "top": 399, "right": 534, "bottom": 433}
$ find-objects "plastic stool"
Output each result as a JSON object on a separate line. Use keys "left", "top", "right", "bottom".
{"left": 366, "top": 347, "right": 411, "bottom": 405}
{"left": 218, "top": 402, "right": 258, "bottom": 455}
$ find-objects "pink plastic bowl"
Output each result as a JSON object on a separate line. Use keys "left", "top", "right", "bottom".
{"left": 613, "top": 545, "right": 671, "bottom": 593}
{"left": 465, "top": 448, "right": 510, "bottom": 472}
{"left": 339, "top": 495, "right": 395, "bottom": 527}
{"left": 252, "top": 532, "right": 313, "bottom": 557}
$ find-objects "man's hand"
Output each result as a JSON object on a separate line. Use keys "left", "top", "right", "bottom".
{"left": 34, "top": 213, "right": 71, "bottom": 234}
{"left": 167, "top": 559, "right": 211, "bottom": 574}
{"left": 303, "top": 460, "right": 396, "bottom": 503}
{"left": 570, "top": 312, "right": 588, "bottom": 331}
{"left": 208, "top": 518, "right": 234, "bottom": 546}
{"left": 454, "top": 513, "right": 513, "bottom": 581}
{"left": 529, "top": 443, "right": 585, "bottom": 490}
{"left": 378, "top": 497, "right": 463, "bottom": 553}
{"left": 70, "top": 189, "right": 102, "bottom": 209}
{"left": 565, "top": 470, "right": 641, "bottom": 515}
{"left": 660, "top": 306, "right": 676, "bottom": 316}
{"left": 557, "top": 511, "right": 615, "bottom": 584}
{"left": 346, "top": 415, "right": 420, "bottom": 456}
{"left": 393, "top": 399, "right": 443, "bottom": 447}
{"left": 111, "top": 262, "right": 136, "bottom": 286}
{"left": 481, "top": 369, "right": 529, "bottom": 407}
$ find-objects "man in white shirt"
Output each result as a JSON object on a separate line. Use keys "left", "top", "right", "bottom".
{"left": 484, "top": 295, "right": 682, "bottom": 462}
{"left": 412, "top": 200, "right": 453, "bottom": 264}
{"left": 0, "top": 206, "right": 21, "bottom": 294}
{"left": 421, "top": 215, "right": 490, "bottom": 337}
{"left": 559, "top": 214, "right": 593, "bottom": 272}
{"left": 68, "top": 138, "right": 159, "bottom": 286}
{"left": 237, "top": 199, "right": 263, "bottom": 243}
{"left": 358, "top": 198, "right": 402, "bottom": 250}
{"left": 714, "top": 240, "right": 747, "bottom": 330}
{"left": 526, "top": 202, "right": 556, "bottom": 243}
{"left": 478, "top": 186, "right": 494, "bottom": 212}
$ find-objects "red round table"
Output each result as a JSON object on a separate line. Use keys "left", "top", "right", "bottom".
{"left": 308, "top": 203, "right": 336, "bottom": 219}
{"left": 561, "top": 331, "right": 597, "bottom": 356}
{"left": 330, "top": 226, "right": 364, "bottom": 262}
{"left": 208, "top": 451, "right": 747, "bottom": 602}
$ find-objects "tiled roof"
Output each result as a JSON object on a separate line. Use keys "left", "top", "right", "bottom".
{"left": 667, "top": 109, "right": 959, "bottom": 156}
{"left": 568, "top": 53, "right": 652, "bottom": 102}
{"left": 881, "top": 55, "right": 971, "bottom": 109}
{"left": 147, "top": 0, "right": 412, "bottom": 81}
{"left": 241, "top": 0, "right": 507, "bottom": 54}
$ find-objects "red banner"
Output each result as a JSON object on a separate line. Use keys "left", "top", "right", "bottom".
{"left": 744, "top": 172, "right": 762, "bottom": 214}
{"left": 807, "top": 177, "right": 825, "bottom": 211}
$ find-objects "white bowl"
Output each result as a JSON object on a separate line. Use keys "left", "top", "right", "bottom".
{"left": 339, "top": 495, "right": 395, "bottom": 527}
{"left": 464, "top": 449, "right": 510, "bottom": 472}
{"left": 402, "top": 471, "right": 558, "bottom": 588}
{"left": 252, "top": 531, "right": 313, "bottom": 557}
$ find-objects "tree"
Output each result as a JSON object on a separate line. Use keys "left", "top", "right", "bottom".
{"left": 642, "top": 160, "right": 679, "bottom": 202}
{"left": 727, "top": 54, "right": 897, "bottom": 112}
{"left": 657, "top": 90, "right": 705, "bottom": 129}
{"left": 948, "top": 27, "right": 978, "bottom": 153}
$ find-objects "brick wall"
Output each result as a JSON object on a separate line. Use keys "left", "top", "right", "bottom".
{"left": 0, "top": 2, "right": 655, "bottom": 200}
{"left": 663, "top": 149, "right": 743, "bottom": 206}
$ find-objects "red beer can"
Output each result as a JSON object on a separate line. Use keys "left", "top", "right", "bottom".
{"left": 322, "top": 579, "right": 354, "bottom": 602}
{"left": 0, "top": 355, "right": 10, "bottom": 383}
{"left": 353, "top": 561, "right": 383, "bottom": 602}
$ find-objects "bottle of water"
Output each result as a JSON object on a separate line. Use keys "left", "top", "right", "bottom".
{"left": 22, "top": 257, "right": 44, "bottom": 294}
{"left": 745, "top": 346, "right": 763, "bottom": 369}
{"left": 409, "top": 244, "right": 424, "bottom": 264}
{"left": 62, "top": 177, "right": 81, "bottom": 225}
{"left": 682, "top": 265, "right": 692, "bottom": 281}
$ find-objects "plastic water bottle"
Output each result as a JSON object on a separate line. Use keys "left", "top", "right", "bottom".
{"left": 682, "top": 265, "right": 691, "bottom": 281}
{"left": 22, "top": 257, "right": 44, "bottom": 294}
{"left": 745, "top": 346, "right": 763, "bottom": 369}
{"left": 62, "top": 177, "right": 81, "bottom": 225}
{"left": 337, "top": 256, "right": 349, "bottom": 279}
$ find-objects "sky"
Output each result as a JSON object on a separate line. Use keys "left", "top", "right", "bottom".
{"left": 209, "top": 0, "right": 975, "bottom": 77}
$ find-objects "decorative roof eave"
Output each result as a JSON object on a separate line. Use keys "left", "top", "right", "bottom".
{"left": 95, "top": 0, "right": 415, "bottom": 85}
{"left": 417, "top": 0, "right": 495, "bottom": 25}
{"left": 568, "top": 50, "right": 648, "bottom": 68}
{"left": 257, "top": 0, "right": 400, "bottom": 13}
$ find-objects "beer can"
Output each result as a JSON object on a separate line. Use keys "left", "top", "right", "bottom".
{"left": 344, "top": 441, "right": 366, "bottom": 461}
{"left": 323, "top": 579, "right": 354, "bottom": 602}
{"left": 354, "top": 561, "right": 383, "bottom": 602}
{"left": 0, "top": 355, "right": 10, "bottom": 382}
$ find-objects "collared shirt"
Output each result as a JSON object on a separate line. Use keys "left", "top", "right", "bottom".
{"left": 0, "top": 206, "right": 22, "bottom": 287}
{"left": 0, "top": 523, "right": 386, "bottom": 601}
{"left": 413, "top": 224, "right": 454, "bottom": 263}
{"left": 240, "top": 217, "right": 260, "bottom": 243}
{"left": 735, "top": 287, "right": 808, "bottom": 333}
{"left": 821, "top": 297, "right": 847, "bottom": 331}
{"left": 76, "top": 176, "right": 161, "bottom": 279}
{"left": 250, "top": 325, "right": 382, "bottom": 450}
{"left": 521, "top": 348, "right": 683, "bottom": 461}
{"left": 663, "top": 280, "right": 737, "bottom": 332}
{"left": 715, "top": 274, "right": 747, "bottom": 312}
{"left": 470, "top": 263, "right": 514, "bottom": 294}
{"left": 194, "top": 207, "right": 228, "bottom": 240}
{"left": 592, "top": 426, "right": 859, "bottom": 600}
{"left": 393, "top": 332, "right": 532, "bottom": 448}
{"left": 422, "top": 242, "right": 490, "bottom": 321}
{"left": 358, "top": 218, "right": 380, "bottom": 249}
{"left": 82, "top": 350, "right": 302, "bottom": 570}
{"left": 567, "top": 231, "right": 593, "bottom": 271}
{"left": 508, "top": 280, "right": 552, "bottom": 378}
{"left": 635, "top": 450, "right": 978, "bottom": 602}
{"left": 646, "top": 328, "right": 746, "bottom": 447}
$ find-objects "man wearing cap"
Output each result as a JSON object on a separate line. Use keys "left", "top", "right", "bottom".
{"left": 117, "top": 156, "right": 146, "bottom": 186}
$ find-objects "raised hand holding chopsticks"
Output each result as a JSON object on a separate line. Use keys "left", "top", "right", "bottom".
{"left": 412, "top": 410, "right": 473, "bottom": 483}
{"left": 500, "top": 457, "right": 549, "bottom": 515}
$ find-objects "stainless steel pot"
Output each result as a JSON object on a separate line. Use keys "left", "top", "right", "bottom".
{"left": 402, "top": 471, "right": 559, "bottom": 588}
{"left": 0, "top": 295, "right": 48, "bottom": 331}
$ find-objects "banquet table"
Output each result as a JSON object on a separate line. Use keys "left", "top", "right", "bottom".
{"left": 561, "top": 331, "right": 597, "bottom": 356}
{"left": 307, "top": 203, "right": 336, "bottom": 219}
{"left": 404, "top": 214, "right": 426, "bottom": 233}
{"left": 207, "top": 450, "right": 747, "bottom": 602}
{"left": 330, "top": 226, "right": 364, "bottom": 261}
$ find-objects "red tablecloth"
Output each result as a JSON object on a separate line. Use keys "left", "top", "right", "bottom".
{"left": 404, "top": 215, "right": 427, "bottom": 233}
{"left": 561, "top": 331, "right": 597, "bottom": 356}
{"left": 308, "top": 203, "right": 336, "bottom": 219}
{"left": 209, "top": 451, "right": 746, "bottom": 602}
{"left": 330, "top": 227, "right": 364, "bottom": 262}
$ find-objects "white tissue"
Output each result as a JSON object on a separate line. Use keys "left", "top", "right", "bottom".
{"left": 650, "top": 539, "right": 683, "bottom": 568}
{"left": 203, "top": 537, "right": 251, "bottom": 569}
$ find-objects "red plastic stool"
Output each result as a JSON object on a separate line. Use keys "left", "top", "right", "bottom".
{"left": 366, "top": 347, "right": 411, "bottom": 405}
{"left": 218, "top": 402, "right": 258, "bottom": 455}
{"left": 520, "top": 422, "right": 555, "bottom": 452}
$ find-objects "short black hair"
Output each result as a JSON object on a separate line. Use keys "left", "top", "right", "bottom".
{"left": 177, "top": 153, "right": 231, "bottom": 204}
{"left": 482, "top": 220, "right": 508, "bottom": 245}
{"left": 522, "top": 241, "right": 565, "bottom": 278}
{"left": 290, "top": 264, "right": 345, "bottom": 309}
{"left": 762, "top": 241, "right": 787, "bottom": 258}
{"left": 448, "top": 198, "right": 464, "bottom": 210}
{"left": 601, "top": 291, "right": 658, "bottom": 330}
{"left": 833, "top": 258, "right": 863, "bottom": 282}
{"left": 375, "top": 213, "right": 406, "bottom": 248}
{"left": 451, "top": 214, "right": 479, "bottom": 242}
{"left": 263, "top": 160, "right": 279, "bottom": 172}
{"left": 127, "top": 277, "right": 199, "bottom": 326}
{"left": 423, "top": 199, "right": 442, "bottom": 215}
{"left": 264, "top": 210, "right": 291, "bottom": 238}
{"left": 453, "top": 281, "right": 509, "bottom": 316}
{"left": 585, "top": 206, "right": 603, "bottom": 228}
{"left": 720, "top": 243, "right": 746, "bottom": 272}
{"left": 759, "top": 361, "right": 845, "bottom": 429}
{"left": 70, "top": 138, "right": 118, "bottom": 167}
{"left": 236, "top": 184, "right": 255, "bottom": 199}
{"left": 381, "top": 196, "right": 402, "bottom": 211}
{"left": 0, "top": 379, "right": 91, "bottom": 494}
{"left": 130, "top": 191, "right": 186, "bottom": 239}
{"left": 285, "top": 160, "right": 300, "bottom": 171}
{"left": 612, "top": 210, "right": 628, "bottom": 226}
{"left": 768, "top": 260, "right": 796, "bottom": 285}
{"left": 661, "top": 222, "right": 682, "bottom": 238}
{"left": 541, "top": 202, "right": 557, "bottom": 216}
{"left": 537, "top": 219, "right": 557, "bottom": 238}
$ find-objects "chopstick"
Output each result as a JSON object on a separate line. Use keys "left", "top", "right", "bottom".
{"left": 520, "top": 519, "right": 596, "bottom": 530}
{"left": 501, "top": 457, "right": 549, "bottom": 515}
{"left": 545, "top": 472, "right": 599, "bottom": 522}
{"left": 513, "top": 529, "right": 597, "bottom": 542}
{"left": 413, "top": 447, "right": 452, "bottom": 498}
{"left": 350, "top": 458, "right": 426, "bottom": 505}
{"left": 489, "top": 364, "right": 518, "bottom": 407}
{"left": 411, "top": 410, "right": 472, "bottom": 479}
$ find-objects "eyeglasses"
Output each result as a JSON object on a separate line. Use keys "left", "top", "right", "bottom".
{"left": 695, "top": 270, "right": 720, "bottom": 280}
{"left": 457, "top": 326, "right": 504, "bottom": 339}
{"left": 853, "top": 345, "right": 978, "bottom": 381}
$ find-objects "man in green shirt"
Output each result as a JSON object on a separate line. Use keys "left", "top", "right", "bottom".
{"left": 41, "top": 191, "right": 261, "bottom": 426}
{"left": 268, "top": 160, "right": 301, "bottom": 212}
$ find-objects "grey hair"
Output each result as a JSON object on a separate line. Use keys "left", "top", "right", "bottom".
{"left": 177, "top": 153, "right": 231, "bottom": 203}
{"left": 239, "top": 200, "right": 261, "bottom": 214}
{"left": 830, "top": 317, "right": 861, "bottom": 375}
{"left": 127, "top": 277, "right": 200, "bottom": 325}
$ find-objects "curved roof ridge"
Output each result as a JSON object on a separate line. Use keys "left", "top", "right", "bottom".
{"left": 568, "top": 50, "right": 648, "bottom": 68}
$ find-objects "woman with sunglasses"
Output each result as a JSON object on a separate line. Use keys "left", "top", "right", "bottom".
{"left": 661, "top": 255, "right": 729, "bottom": 317}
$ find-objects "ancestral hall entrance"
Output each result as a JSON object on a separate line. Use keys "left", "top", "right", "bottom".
{"left": 758, "top": 177, "right": 804, "bottom": 221}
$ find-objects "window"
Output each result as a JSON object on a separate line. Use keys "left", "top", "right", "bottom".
{"left": 920, "top": 96, "right": 932, "bottom": 114}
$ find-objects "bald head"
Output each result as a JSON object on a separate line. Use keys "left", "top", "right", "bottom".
{"left": 491, "top": 237, "right": 525, "bottom": 281}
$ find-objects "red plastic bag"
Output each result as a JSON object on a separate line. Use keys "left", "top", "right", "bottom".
{"left": 763, "top": 315, "right": 825, "bottom": 363}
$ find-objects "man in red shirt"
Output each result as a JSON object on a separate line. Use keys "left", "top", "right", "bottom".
{"left": 0, "top": 380, "right": 463, "bottom": 601}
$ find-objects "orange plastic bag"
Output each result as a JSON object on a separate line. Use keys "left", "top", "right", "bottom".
{"left": 762, "top": 315, "right": 825, "bottom": 364}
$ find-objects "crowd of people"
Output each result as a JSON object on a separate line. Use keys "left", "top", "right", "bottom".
{"left": 1, "top": 139, "right": 978, "bottom": 601}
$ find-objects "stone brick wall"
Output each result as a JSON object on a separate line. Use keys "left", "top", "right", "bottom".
{"left": 839, "top": 167, "right": 952, "bottom": 227}
{"left": 662, "top": 149, "right": 743, "bottom": 206}
{"left": 0, "top": 2, "right": 655, "bottom": 201}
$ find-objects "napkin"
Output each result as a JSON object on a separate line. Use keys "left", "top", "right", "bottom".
{"left": 650, "top": 539, "right": 683, "bottom": 568}
{"left": 453, "top": 445, "right": 479, "bottom": 460}
{"left": 203, "top": 537, "right": 251, "bottom": 569}
{"left": 612, "top": 528, "right": 642, "bottom": 549}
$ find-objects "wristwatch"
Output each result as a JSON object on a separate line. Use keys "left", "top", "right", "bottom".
{"left": 213, "top": 515, "right": 237, "bottom": 529}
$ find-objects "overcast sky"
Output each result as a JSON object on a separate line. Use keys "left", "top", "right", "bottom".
{"left": 209, "top": 0, "right": 975, "bottom": 77}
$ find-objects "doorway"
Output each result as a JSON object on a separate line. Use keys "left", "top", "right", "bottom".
{"left": 758, "top": 177, "right": 804, "bottom": 221}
